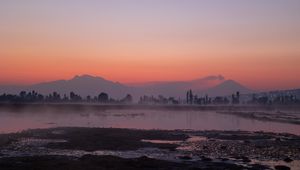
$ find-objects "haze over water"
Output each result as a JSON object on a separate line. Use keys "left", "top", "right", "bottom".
{"left": 1, "top": 109, "right": 300, "bottom": 135}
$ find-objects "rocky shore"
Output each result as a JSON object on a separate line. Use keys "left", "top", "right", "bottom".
{"left": 0, "top": 127, "right": 299, "bottom": 170}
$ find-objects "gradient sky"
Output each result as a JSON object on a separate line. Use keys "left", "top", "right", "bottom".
{"left": 0, "top": 0, "right": 300, "bottom": 90}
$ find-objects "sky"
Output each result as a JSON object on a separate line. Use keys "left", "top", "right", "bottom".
{"left": 0, "top": 0, "right": 300, "bottom": 90}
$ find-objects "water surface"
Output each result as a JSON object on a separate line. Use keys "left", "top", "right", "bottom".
{"left": 1, "top": 109, "right": 300, "bottom": 135}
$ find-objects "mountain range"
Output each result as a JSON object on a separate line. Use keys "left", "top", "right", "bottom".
{"left": 0, "top": 75, "right": 253, "bottom": 100}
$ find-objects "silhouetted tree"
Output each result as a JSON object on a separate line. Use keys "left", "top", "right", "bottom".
{"left": 189, "top": 90, "right": 193, "bottom": 104}
{"left": 86, "top": 95, "right": 91, "bottom": 102}
{"left": 186, "top": 90, "right": 194, "bottom": 104}
{"left": 186, "top": 91, "right": 189, "bottom": 104}
{"left": 69, "top": 92, "right": 82, "bottom": 102}
{"left": 98, "top": 92, "right": 109, "bottom": 103}
{"left": 19, "top": 91, "right": 26, "bottom": 99}
{"left": 121, "top": 94, "right": 133, "bottom": 104}
{"left": 236, "top": 91, "right": 240, "bottom": 104}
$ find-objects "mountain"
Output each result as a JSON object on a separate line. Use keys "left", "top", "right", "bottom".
{"left": 0, "top": 74, "right": 253, "bottom": 100}
{"left": 0, "top": 75, "right": 133, "bottom": 99}
{"left": 132, "top": 75, "right": 226, "bottom": 98}
{"left": 202, "top": 80, "right": 254, "bottom": 97}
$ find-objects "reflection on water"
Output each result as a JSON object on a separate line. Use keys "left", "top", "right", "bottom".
{"left": 1, "top": 109, "right": 300, "bottom": 135}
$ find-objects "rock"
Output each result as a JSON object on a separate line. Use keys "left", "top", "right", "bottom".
{"left": 283, "top": 157, "right": 293, "bottom": 163}
{"left": 220, "top": 145, "right": 227, "bottom": 150}
{"left": 243, "top": 140, "right": 251, "bottom": 144}
{"left": 251, "top": 163, "right": 270, "bottom": 170}
{"left": 232, "top": 156, "right": 251, "bottom": 163}
{"left": 178, "top": 155, "right": 192, "bottom": 160}
{"left": 139, "top": 156, "right": 149, "bottom": 160}
{"left": 80, "top": 154, "right": 95, "bottom": 160}
{"left": 241, "top": 156, "right": 251, "bottom": 163}
{"left": 274, "top": 165, "right": 291, "bottom": 170}
{"left": 201, "top": 156, "right": 212, "bottom": 162}
{"left": 221, "top": 158, "right": 229, "bottom": 161}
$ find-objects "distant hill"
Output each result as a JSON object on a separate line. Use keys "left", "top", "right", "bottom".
{"left": 201, "top": 80, "right": 254, "bottom": 97}
{"left": 0, "top": 74, "right": 254, "bottom": 100}
{"left": 0, "top": 75, "right": 133, "bottom": 99}
{"left": 132, "top": 75, "right": 226, "bottom": 98}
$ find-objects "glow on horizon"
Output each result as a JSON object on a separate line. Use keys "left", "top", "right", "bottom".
{"left": 0, "top": 0, "right": 300, "bottom": 90}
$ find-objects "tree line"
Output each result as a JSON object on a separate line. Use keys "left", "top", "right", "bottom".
{"left": 0, "top": 91, "right": 132, "bottom": 104}
{"left": 0, "top": 90, "right": 299, "bottom": 105}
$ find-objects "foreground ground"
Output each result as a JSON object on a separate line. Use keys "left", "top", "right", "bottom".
{"left": 0, "top": 127, "right": 299, "bottom": 170}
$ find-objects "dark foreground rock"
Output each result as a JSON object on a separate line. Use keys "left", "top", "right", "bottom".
{"left": 0, "top": 127, "right": 299, "bottom": 170}
{"left": 274, "top": 165, "right": 291, "bottom": 170}
{"left": 0, "top": 155, "right": 185, "bottom": 170}
{"left": 283, "top": 157, "right": 293, "bottom": 163}
{"left": 0, "top": 127, "right": 188, "bottom": 151}
{"left": 0, "top": 155, "right": 268, "bottom": 170}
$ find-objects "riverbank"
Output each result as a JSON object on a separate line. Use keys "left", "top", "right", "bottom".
{"left": 1, "top": 127, "right": 299, "bottom": 170}
{"left": 1, "top": 103, "right": 300, "bottom": 113}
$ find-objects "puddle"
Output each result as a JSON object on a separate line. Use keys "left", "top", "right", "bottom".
{"left": 177, "top": 135, "right": 208, "bottom": 151}
{"left": 15, "top": 138, "right": 67, "bottom": 147}
{"left": 141, "top": 139, "right": 181, "bottom": 144}
{"left": 51, "top": 130, "right": 65, "bottom": 135}
{"left": 186, "top": 136, "right": 207, "bottom": 142}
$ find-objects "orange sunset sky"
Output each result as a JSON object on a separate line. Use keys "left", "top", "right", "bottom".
{"left": 0, "top": 0, "right": 300, "bottom": 90}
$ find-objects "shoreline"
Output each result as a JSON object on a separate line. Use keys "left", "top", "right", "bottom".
{"left": 1, "top": 127, "right": 299, "bottom": 170}
{"left": 1, "top": 103, "right": 300, "bottom": 112}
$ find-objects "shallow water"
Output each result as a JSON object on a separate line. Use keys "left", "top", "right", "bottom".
{"left": 1, "top": 138, "right": 193, "bottom": 163}
{"left": 1, "top": 109, "right": 300, "bottom": 135}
